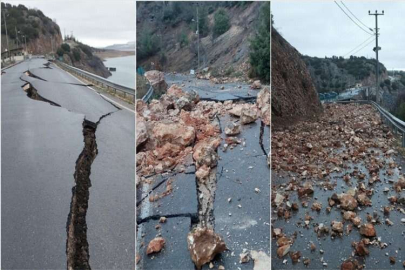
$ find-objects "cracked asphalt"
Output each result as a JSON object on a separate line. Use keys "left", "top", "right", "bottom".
{"left": 165, "top": 73, "right": 260, "bottom": 101}
{"left": 1, "top": 57, "right": 135, "bottom": 269}
{"left": 136, "top": 80, "right": 270, "bottom": 269}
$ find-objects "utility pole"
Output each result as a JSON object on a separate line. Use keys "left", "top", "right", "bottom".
{"left": 2, "top": 10, "right": 11, "bottom": 60}
{"left": 15, "top": 26, "right": 19, "bottom": 48}
{"left": 197, "top": 4, "right": 200, "bottom": 71}
{"left": 369, "top": 10, "right": 384, "bottom": 104}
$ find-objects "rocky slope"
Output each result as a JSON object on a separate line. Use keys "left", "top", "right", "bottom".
{"left": 58, "top": 39, "right": 111, "bottom": 78}
{"left": 1, "top": 3, "right": 63, "bottom": 55}
{"left": 271, "top": 27, "right": 323, "bottom": 126}
{"left": 303, "top": 55, "right": 388, "bottom": 93}
{"left": 136, "top": 1, "right": 266, "bottom": 80}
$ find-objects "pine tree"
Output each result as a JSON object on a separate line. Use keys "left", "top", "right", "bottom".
{"left": 249, "top": 2, "right": 270, "bottom": 83}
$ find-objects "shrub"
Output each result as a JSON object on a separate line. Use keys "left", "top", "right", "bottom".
{"left": 72, "top": 48, "right": 81, "bottom": 61}
{"left": 249, "top": 2, "right": 270, "bottom": 83}
{"left": 56, "top": 48, "right": 64, "bottom": 57}
{"left": 137, "top": 30, "right": 160, "bottom": 60}
{"left": 178, "top": 32, "right": 189, "bottom": 48}
{"left": 213, "top": 9, "right": 230, "bottom": 37}
{"left": 61, "top": 43, "right": 70, "bottom": 52}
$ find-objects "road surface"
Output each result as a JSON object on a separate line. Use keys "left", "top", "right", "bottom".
{"left": 1, "top": 57, "right": 135, "bottom": 269}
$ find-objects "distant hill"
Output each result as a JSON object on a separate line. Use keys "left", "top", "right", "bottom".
{"left": 1, "top": 2, "right": 62, "bottom": 55}
{"left": 102, "top": 41, "right": 135, "bottom": 52}
{"left": 302, "top": 55, "right": 388, "bottom": 93}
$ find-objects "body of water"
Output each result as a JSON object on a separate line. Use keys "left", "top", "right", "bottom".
{"left": 104, "top": 55, "right": 135, "bottom": 89}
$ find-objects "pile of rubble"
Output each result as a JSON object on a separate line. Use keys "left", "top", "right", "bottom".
{"left": 136, "top": 85, "right": 270, "bottom": 179}
{"left": 137, "top": 84, "right": 270, "bottom": 269}
{"left": 271, "top": 103, "right": 405, "bottom": 269}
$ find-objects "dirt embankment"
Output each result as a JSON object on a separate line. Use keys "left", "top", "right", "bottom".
{"left": 136, "top": 2, "right": 265, "bottom": 79}
{"left": 271, "top": 27, "right": 323, "bottom": 127}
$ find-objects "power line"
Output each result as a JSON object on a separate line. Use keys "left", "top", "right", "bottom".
{"left": 340, "top": 1, "right": 373, "bottom": 33}
{"left": 350, "top": 37, "right": 376, "bottom": 56}
{"left": 334, "top": 1, "right": 374, "bottom": 35}
{"left": 343, "top": 35, "right": 375, "bottom": 57}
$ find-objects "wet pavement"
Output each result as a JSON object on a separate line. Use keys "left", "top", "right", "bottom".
{"left": 1, "top": 58, "right": 135, "bottom": 268}
{"left": 271, "top": 104, "right": 405, "bottom": 269}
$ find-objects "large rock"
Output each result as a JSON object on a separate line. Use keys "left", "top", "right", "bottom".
{"left": 136, "top": 115, "right": 148, "bottom": 148}
{"left": 256, "top": 87, "right": 270, "bottom": 126}
{"left": 339, "top": 194, "right": 358, "bottom": 211}
{"left": 224, "top": 121, "right": 241, "bottom": 136}
{"left": 187, "top": 228, "right": 227, "bottom": 269}
{"left": 152, "top": 122, "right": 195, "bottom": 147}
{"left": 241, "top": 106, "right": 259, "bottom": 124}
{"left": 145, "top": 70, "right": 168, "bottom": 96}
{"left": 146, "top": 237, "right": 165, "bottom": 255}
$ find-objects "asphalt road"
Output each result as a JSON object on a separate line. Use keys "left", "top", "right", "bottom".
{"left": 165, "top": 73, "right": 261, "bottom": 101}
{"left": 1, "top": 58, "right": 135, "bottom": 269}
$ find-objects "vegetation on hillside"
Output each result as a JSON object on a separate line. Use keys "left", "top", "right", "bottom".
{"left": 137, "top": 1, "right": 252, "bottom": 62}
{"left": 303, "top": 55, "right": 387, "bottom": 92}
{"left": 1, "top": 2, "right": 59, "bottom": 46}
{"left": 249, "top": 1, "right": 270, "bottom": 83}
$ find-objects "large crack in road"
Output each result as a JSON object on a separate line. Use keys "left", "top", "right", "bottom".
{"left": 19, "top": 68, "right": 120, "bottom": 269}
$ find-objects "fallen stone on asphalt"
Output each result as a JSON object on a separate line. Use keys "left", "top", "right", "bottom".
{"left": 340, "top": 194, "right": 358, "bottom": 211}
{"left": 224, "top": 121, "right": 241, "bottom": 135}
{"left": 250, "top": 80, "right": 261, "bottom": 89}
{"left": 240, "top": 106, "right": 259, "bottom": 124}
{"left": 359, "top": 223, "right": 376, "bottom": 238}
{"left": 144, "top": 70, "right": 168, "bottom": 96}
{"left": 187, "top": 227, "right": 227, "bottom": 269}
{"left": 146, "top": 237, "right": 165, "bottom": 255}
{"left": 277, "top": 244, "right": 290, "bottom": 258}
{"left": 341, "top": 257, "right": 362, "bottom": 270}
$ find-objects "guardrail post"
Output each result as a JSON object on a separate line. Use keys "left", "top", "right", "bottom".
{"left": 403, "top": 132, "right": 405, "bottom": 147}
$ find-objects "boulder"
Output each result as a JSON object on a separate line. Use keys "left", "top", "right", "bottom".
{"left": 144, "top": 70, "right": 168, "bottom": 96}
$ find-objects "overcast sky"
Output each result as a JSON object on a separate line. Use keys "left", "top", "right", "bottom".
{"left": 272, "top": 1, "right": 405, "bottom": 70}
{"left": 5, "top": 0, "right": 135, "bottom": 48}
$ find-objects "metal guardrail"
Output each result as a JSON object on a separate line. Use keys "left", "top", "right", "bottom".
{"left": 335, "top": 99, "right": 405, "bottom": 146}
{"left": 55, "top": 61, "right": 135, "bottom": 102}
{"left": 142, "top": 84, "right": 154, "bottom": 102}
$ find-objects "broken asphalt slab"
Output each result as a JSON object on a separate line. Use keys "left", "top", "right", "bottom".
{"left": 205, "top": 117, "right": 270, "bottom": 269}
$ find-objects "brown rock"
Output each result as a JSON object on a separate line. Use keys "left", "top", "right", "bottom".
{"left": 146, "top": 237, "right": 165, "bottom": 255}
{"left": 241, "top": 106, "right": 259, "bottom": 125}
{"left": 187, "top": 228, "right": 227, "bottom": 269}
{"left": 251, "top": 80, "right": 262, "bottom": 89}
{"left": 224, "top": 121, "right": 241, "bottom": 136}
{"left": 359, "top": 223, "right": 376, "bottom": 237}
{"left": 145, "top": 70, "right": 168, "bottom": 95}
{"left": 341, "top": 258, "right": 361, "bottom": 270}
{"left": 354, "top": 241, "right": 369, "bottom": 256}
{"left": 331, "top": 221, "right": 344, "bottom": 233}
{"left": 256, "top": 87, "right": 270, "bottom": 126}
{"left": 277, "top": 244, "right": 290, "bottom": 258}
{"left": 153, "top": 122, "right": 195, "bottom": 147}
{"left": 340, "top": 194, "right": 358, "bottom": 211}
{"left": 290, "top": 251, "right": 301, "bottom": 263}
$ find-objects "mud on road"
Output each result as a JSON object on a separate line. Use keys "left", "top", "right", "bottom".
{"left": 271, "top": 103, "right": 405, "bottom": 269}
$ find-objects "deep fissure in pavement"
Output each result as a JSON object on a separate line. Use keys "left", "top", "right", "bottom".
{"left": 259, "top": 120, "right": 268, "bottom": 156}
{"left": 66, "top": 120, "right": 97, "bottom": 270}
{"left": 22, "top": 82, "right": 61, "bottom": 107}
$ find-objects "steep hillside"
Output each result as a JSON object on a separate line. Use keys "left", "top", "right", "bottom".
{"left": 272, "top": 27, "right": 323, "bottom": 126}
{"left": 1, "top": 3, "right": 62, "bottom": 55}
{"left": 303, "top": 55, "right": 388, "bottom": 93}
{"left": 136, "top": 1, "right": 267, "bottom": 81}
{"left": 56, "top": 38, "right": 111, "bottom": 78}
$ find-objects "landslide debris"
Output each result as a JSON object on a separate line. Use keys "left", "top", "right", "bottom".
{"left": 136, "top": 85, "right": 270, "bottom": 268}
{"left": 272, "top": 103, "right": 405, "bottom": 269}
{"left": 271, "top": 27, "right": 322, "bottom": 126}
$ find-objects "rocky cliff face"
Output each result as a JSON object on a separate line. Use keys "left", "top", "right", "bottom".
{"left": 61, "top": 41, "right": 111, "bottom": 78}
{"left": 271, "top": 28, "right": 323, "bottom": 126}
